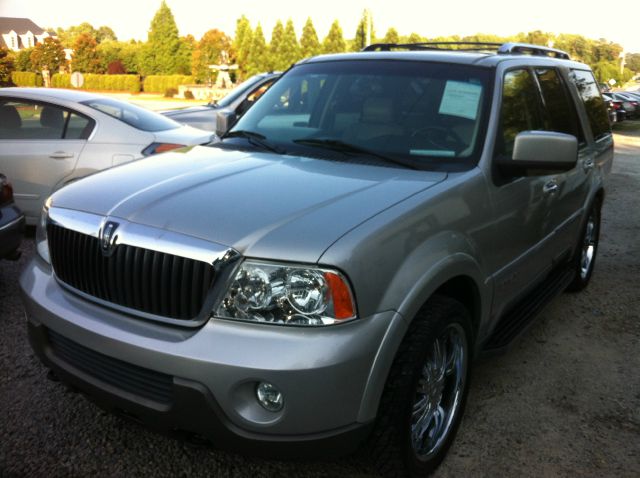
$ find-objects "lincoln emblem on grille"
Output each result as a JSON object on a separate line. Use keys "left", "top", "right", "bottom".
{"left": 100, "top": 221, "right": 119, "bottom": 256}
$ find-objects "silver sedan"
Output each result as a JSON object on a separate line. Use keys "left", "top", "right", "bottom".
{"left": 0, "top": 88, "right": 213, "bottom": 224}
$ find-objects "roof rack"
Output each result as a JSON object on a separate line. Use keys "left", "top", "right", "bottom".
{"left": 362, "top": 41, "right": 571, "bottom": 60}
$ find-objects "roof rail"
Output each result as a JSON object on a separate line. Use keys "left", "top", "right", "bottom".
{"left": 362, "top": 41, "right": 571, "bottom": 60}
{"left": 363, "top": 42, "right": 502, "bottom": 52}
{"left": 497, "top": 42, "right": 570, "bottom": 60}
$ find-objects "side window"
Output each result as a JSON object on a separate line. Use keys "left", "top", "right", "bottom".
{"left": 496, "top": 69, "right": 543, "bottom": 158}
{"left": 0, "top": 101, "right": 93, "bottom": 140}
{"left": 535, "top": 68, "right": 585, "bottom": 145}
{"left": 65, "top": 112, "right": 94, "bottom": 139}
{"left": 569, "top": 70, "right": 611, "bottom": 141}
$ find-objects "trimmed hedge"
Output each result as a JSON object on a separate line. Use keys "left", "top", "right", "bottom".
{"left": 11, "top": 72, "right": 43, "bottom": 87}
{"left": 51, "top": 73, "right": 141, "bottom": 93}
{"left": 143, "top": 75, "right": 194, "bottom": 93}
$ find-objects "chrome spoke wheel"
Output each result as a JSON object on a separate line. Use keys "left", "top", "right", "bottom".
{"left": 410, "top": 323, "right": 467, "bottom": 460}
{"left": 580, "top": 213, "right": 597, "bottom": 280}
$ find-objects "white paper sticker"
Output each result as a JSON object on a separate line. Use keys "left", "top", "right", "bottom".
{"left": 438, "top": 81, "right": 482, "bottom": 120}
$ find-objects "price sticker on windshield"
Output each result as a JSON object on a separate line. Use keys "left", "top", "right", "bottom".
{"left": 439, "top": 81, "right": 482, "bottom": 120}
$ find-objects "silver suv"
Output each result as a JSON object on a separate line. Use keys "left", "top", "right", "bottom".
{"left": 21, "top": 42, "right": 613, "bottom": 477}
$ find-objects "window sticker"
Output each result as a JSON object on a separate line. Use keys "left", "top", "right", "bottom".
{"left": 439, "top": 81, "right": 482, "bottom": 120}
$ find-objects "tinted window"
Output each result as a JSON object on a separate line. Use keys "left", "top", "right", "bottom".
{"left": 231, "top": 61, "right": 493, "bottom": 170}
{"left": 535, "top": 68, "right": 585, "bottom": 144}
{"left": 496, "top": 69, "right": 542, "bottom": 158}
{"left": 81, "top": 97, "right": 180, "bottom": 132}
{"left": 569, "top": 70, "right": 611, "bottom": 141}
{"left": 0, "top": 100, "right": 94, "bottom": 140}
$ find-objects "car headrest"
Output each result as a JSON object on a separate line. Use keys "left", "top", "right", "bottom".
{"left": 40, "top": 106, "right": 64, "bottom": 128}
{"left": 0, "top": 105, "right": 22, "bottom": 129}
{"left": 361, "top": 97, "right": 394, "bottom": 124}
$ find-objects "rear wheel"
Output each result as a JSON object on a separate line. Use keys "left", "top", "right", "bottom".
{"left": 367, "top": 295, "right": 472, "bottom": 477}
{"left": 566, "top": 200, "right": 601, "bottom": 292}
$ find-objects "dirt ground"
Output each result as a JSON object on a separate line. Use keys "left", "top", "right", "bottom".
{"left": 1, "top": 128, "right": 639, "bottom": 477}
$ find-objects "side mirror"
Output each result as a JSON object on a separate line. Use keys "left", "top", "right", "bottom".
{"left": 499, "top": 131, "right": 578, "bottom": 173}
{"left": 215, "top": 109, "right": 237, "bottom": 138}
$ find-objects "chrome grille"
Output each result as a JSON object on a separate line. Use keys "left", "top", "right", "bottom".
{"left": 47, "top": 224, "right": 215, "bottom": 321}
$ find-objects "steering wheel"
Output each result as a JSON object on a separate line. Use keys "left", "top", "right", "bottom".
{"left": 411, "top": 126, "right": 467, "bottom": 152}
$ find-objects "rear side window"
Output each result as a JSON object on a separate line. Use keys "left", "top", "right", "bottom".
{"left": 569, "top": 70, "right": 611, "bottom": 141}
{"left": 0, "top": 100, "right": 94, "bottom": 140}
{"left": 495, "top": 69, "right": 542, "bottom": 158}
{"left": 534, "top": 68, "right": 585, "bottom": 145}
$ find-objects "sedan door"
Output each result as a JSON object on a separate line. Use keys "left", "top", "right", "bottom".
{"left": 0, "top": 99, "right": 94, "bottom": 222}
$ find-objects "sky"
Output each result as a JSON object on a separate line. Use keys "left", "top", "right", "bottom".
{"left": 2, "top": 0, "right": 640, "bottom": 52}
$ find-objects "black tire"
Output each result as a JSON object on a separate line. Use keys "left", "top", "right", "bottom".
{"left": 566, "top": 199, "right": 601, "bottom": 292}
{"left": 367, "top": 295, "right": 473, "bottom": 477}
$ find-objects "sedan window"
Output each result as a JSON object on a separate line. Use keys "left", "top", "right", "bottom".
{"left": 0, "top": 101, "right": 94, "bottom": 140}
{"left": 81, "top": 97, "right": 180, "bottom": 132}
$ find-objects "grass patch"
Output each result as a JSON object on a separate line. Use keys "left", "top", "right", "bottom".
{"left": 613, "top": 120, "right": 640, "bottom": 133}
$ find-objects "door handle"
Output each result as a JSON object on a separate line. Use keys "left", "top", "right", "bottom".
{"left": 583, "top": 158, "right": 595, "bottom": 172}
{"left": 543, "top": 180, "right": 559, "bottom": 195}
{"left": 50, "top": 151, "right": 74, "bottom": 159}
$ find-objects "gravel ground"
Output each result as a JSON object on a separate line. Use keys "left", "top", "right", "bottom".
{"left": 1, "top": 128, "right": 639, "bottom": 477}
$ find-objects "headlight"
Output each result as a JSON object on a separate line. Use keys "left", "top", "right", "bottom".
{"left": 215, "top": 260, "right": 357, "bottom": 326}
{"left": 35, "top": 199, "right": 51, "bottom": 264}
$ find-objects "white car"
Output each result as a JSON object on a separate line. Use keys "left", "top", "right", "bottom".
{"left": 0, "top": 88, "right": 213, "bottom": 224}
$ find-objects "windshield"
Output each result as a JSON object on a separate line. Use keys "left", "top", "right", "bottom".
{"left": 214, "top": 74, "right": 275, "bottom": 108}
{"left": 229, "top": 60, "right": 493, "bottom": 170}
{"left": 81, "top": 97, "right": 181, "bottom": 132}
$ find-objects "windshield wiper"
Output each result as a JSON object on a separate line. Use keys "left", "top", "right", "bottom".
{"left": 223, "top": 130, "right": 285, "bottom": 154}
{"left": 292, "top": 138, "right": 418, "bottom": 170}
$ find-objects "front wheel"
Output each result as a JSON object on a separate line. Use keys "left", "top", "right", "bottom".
{"left": 566, "top": 200, "right": 601, "bottom": 292}
{"left": 367, "top": 295, "right": 472, "bottom": 477}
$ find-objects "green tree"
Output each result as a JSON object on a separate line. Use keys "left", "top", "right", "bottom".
{"left": 268, "top": 20, "right": 285, "bottom": 70}
{"left": 139, "top": 0, "right": 186, "bottom": 75}
{"left": 30, "top": 37, "right": 66, "bottom": 72}
{"left": 233, "top": 15, "right": 253, "bottom": 78}
{"left": 192, "top": 29, "right": 232, "bottom": 83}
{"left": 15, "top": 48, "right": 34, "bottom": 71}
{"left": 352, "top": 9, "right": 374, "bottom": 51}
{"left": 300, "top": 18, "right": 320, "bottom": 58}
{"left": 245, "top": 24, "right": 267, "bottom": 77}
{"left": 280, "top": 19, "right": 300, "bottom": 68}
{"left": 406, "top": 33, "right": 423, "bottom": 44}
{"left": 626, "top": 53, "right": 640, "bottom": 72}
{"left": 0, "top": 48, "right": 14, "bottom": 85}
{"left": 323, "top": 20, "right": 346, "bottom": 54}
{"left": 383, "top": 28, "right": 399, "bottom": 45}
{"left": 71, "top": 32, "right": 102, "bottom": 73}
{"left": 96, "top": 26, "right": 117, "bottom": 43}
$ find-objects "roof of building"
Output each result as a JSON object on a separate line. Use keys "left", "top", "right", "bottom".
{"left": 0, "top": 17, "right": 47, "bottom": 49}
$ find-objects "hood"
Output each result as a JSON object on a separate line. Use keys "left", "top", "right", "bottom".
{"left": 52, "top": 146, "right": 446, "bottom": 262}
{"left": 162, "top": 105, "right": 215, "bottom": 117}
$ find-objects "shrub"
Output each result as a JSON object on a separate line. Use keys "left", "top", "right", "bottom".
{"left": 183, "top": 90, "right": 194, "bottom": 99}
{"left": 143, "top": 74, "right": 194, "bottom": 93}
{"left": 107, "top": 60, "right": 125, "bottom": 75}
{"left": 48, "top": 73, "right": 141, "bottom": 93}
{"left": 164, "top": 87, "right": 178, "bottom": 98}
{"left": 11, "top": 71, "right": 43, "bottom": 87}
{"left": 51, "top": 73, "right": 71, "bottom": 88}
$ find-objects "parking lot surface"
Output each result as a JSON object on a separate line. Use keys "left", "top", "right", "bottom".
{"left": 1, "top": 129, "right": 639, "bottom": 477}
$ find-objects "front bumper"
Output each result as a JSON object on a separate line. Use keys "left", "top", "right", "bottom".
{"left": 0, "top": 204, "right": 25, "bottom": 260}
{"left": 21, "top": 256, "right": 403, "bottom": 456}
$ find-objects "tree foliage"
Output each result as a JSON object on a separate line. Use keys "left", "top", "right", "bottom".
{"left": 268, "top": 21, "right": 285, "bottom": 70}
{"left": 0, "top": 48, "right": 14, "bottom": 86}
{"left": 139, "top": 1, "right": 190, "bottom": 75}
{"left": 352, "top": 9, "right": 374, "bottom": 51}
{"left": 626, "top": 53, "right": 640, "bottom": 73}
{"left": 300, "top": 18, "right": 320, "bottom": 59}
{"left": 15, "top": 48, "right": 34, "bottom": 72}
{"left": 233, "top": 15, "right": 253, "bottom": 78}
{"left": 56, "top": 22, "right": 117, "bottom": 48}
{"left": 280, "top": 20, "right": 300, "bottom": 69}
{"left": 383, "top": 28, "right": 400, "bottom": 45}
{"left": 71, "top": 33, "right": 101, "bottom": 73}
{"left": 245, "top": 24, "right": 268, "bottom": 77}
{"left": 323, "top": 20, "right": 346, "bottom": 54}
{"left": 30, "top": 37, "right": 66, "bottom": 72}
{"left": 192, "top": 29, "right": 233, "bottom": 83}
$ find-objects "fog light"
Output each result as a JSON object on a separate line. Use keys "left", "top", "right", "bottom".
{"left": 256, "top": 382, "right": 284, "bottom": 412}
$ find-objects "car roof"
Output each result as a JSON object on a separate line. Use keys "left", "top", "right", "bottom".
{"left": 0, "top": 87, "right": 106, "bottom": 102}
{"left": 301, "top": 50, "right": 589, "bottom": 70}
